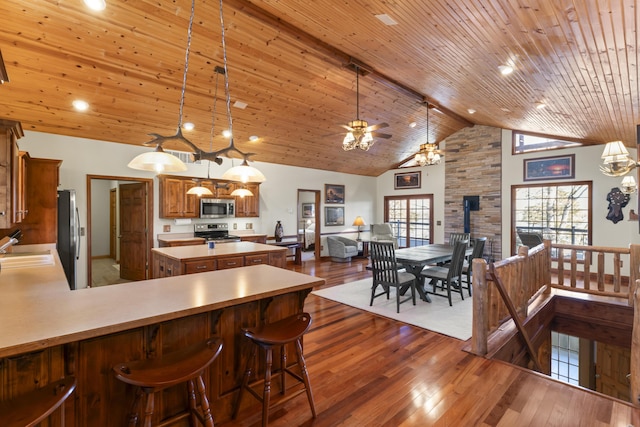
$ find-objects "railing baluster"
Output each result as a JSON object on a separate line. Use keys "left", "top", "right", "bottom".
{"left": 570, "top": 249, "right": 577, "bottom": 288}
{"left": 614, "top": 253, "right": 621, "bottom": 293}
{"left": 557, "top": 248, "right": 564, "bottom": 286}
{"left": 584, "top": 250, "right": 591, "bottom": 290}
{"left": 597, "top": 252, "right": 605, "bottom": 291}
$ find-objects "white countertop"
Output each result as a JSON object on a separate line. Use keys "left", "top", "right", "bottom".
{"left": 152, "top": 241, "right": 286, "bottom": 260}
{"left": 0, "top": 245, "right": 323, "bottom": 358}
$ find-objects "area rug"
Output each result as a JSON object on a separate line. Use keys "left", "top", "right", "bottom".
{"left": 312, "top": 278, "right": 473, "bottom": 340}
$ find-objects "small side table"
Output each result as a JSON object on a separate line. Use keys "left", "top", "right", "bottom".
{"left": 355, "top": 240, "right": 369, "bottom": 258}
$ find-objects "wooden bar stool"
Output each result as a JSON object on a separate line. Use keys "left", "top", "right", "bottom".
{"left": 233, "top": 313, "right": 316, "bottom": 427}
{"left": 113, "top": 337, "right": 223, "bottom": 427}
{"left": 1, "top": 375, "right": 76, "bottom": 427}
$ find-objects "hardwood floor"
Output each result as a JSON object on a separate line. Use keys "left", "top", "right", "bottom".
{"left": 221, "top": 258, "right": 640, "bottom": 426}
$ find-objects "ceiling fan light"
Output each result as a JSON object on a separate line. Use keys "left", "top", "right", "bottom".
{"left": 128, "top": 145, "right": 188, "bottom": 173}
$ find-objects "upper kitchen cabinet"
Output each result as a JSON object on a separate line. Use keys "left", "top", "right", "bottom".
{"left": 234, "top": 183, "right": 260, "bottom": 218}
{"left": 158, "top": 175, "right": 199, "bottom": 218}
{"left": 0, "top": 120, "right": 25, "bottom": 229}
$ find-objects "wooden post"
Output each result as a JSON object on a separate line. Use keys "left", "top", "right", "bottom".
{"left": 471, "top": 258, "right": 488, "bottom": 356}
{"left": 543, "top": 240, "right": 552, "bottom": 294}
{"left": 629, "top": 244, "right": 640, "bottom": 306}
{"left": 631, "top": 285, "right": 640, "bottom": 406}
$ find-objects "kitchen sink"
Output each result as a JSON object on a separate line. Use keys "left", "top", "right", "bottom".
{"left": 0, "top": 250, "right": 55, "bottom": 269}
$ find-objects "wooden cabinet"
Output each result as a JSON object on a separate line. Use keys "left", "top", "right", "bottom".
{"left": 152, "top": 245, "right": 286, "bottom": 278}
{"left": 184, "top": 258, "right": 216, "bottom": 274}
{"left": 234, "top": 183, "right": 260, "bottom": 217}
{"left": 153, "top": 254, "right": 181, "bottom": 278}
{"left": 18, "top": 157, "right": 62, "bottom": 244}
{"left": 158, "top": 176, "right": 198, "bottom": 218}
{"left": 0, "top": 120, "right": 25, "bottom": 229}
{"left": 216, "top": 255, "right": 244, "bottom": 270}
{"left": 158, "top": 175, "right": 261, "bottom": 219}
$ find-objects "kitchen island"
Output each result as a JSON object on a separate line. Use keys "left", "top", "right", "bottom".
{"left": 0, "top": 245, "right": 324, "bottom": 425}
{"left": 152, "top": 241, "right": 287, "bottom": 277}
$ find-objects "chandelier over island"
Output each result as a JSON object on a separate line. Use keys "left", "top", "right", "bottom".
{"left": 128, "top": 0, "right": 265, "bottom": 184}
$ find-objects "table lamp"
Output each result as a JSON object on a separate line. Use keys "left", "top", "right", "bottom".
{"left": 352, "top": 216, "right": 365, "bottom": 241}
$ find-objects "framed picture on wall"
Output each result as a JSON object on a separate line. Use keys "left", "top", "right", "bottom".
{"left": 325, "top": 184, "right": 345, "bottom": 204}
{"left": 394, "top": 171, "right": 421, "bottom": 189}
{"left": 523, "top": 154, "right": 575, "bottom": 181}
{"left": 302, "top": 203, "right": 315, "bottom": 218}
{"left": 325, "top": 206, "right": 345, "bottom": 226}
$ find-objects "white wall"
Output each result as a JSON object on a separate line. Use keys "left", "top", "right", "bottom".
{"left": 18, "top": 131, "right": 376, "bottom": 288}
{"left": 18, "top": 128, "right": 640, "bottom": 288}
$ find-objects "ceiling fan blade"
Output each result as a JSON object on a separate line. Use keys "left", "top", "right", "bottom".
{"left": 371, "top": 132, "right": 392, "bottom": 139}
{"left": 340, "top": 124, "right": 354, "bottom": 131}
{"left": 366, "top": 122, "right": 389, "bottom": 132}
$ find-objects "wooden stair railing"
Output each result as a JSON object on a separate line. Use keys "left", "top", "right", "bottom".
{"left": 632, "top": 284, "right": 640, "bottom": 407}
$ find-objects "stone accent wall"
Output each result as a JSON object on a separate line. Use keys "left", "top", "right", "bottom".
{"left": 443, "top": 125, "right": 503, "bottom": 261}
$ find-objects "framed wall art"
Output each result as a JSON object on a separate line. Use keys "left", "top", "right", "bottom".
{"left": 325, "top": 206, "right": 345, "bottom": 226}
{"left": 394, "top": 171, "right": 421, "bottom": 189}
{"left": 523, "top": 154, "right": 575, "bottom": 181}
{"left": 301, "top": 203, "right": 315, "bottom": 218}
{"left": 325, "top": 184, "right": 345, "bottom": 204}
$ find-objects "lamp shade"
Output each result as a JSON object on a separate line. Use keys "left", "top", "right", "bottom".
{"left": 186, "top": 185, "right": 213, "bottom": 196}
{"left": 230, "top": 188, "right": 253, "bottom": 198}
{"left": 601, "top": 141, "right": 630, "bottom": 162}
{"left": 128, "top": 146, "right": 188, "bottom": 173}
{"left": 222, "top": 160, "right": 266, "bottom": 183}
{"left": 352, "top": 216, "right": 366, "bottom": 227}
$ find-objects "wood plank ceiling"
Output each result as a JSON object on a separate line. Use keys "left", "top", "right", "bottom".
{"left": 0, "top": 0, "right": 638, "bottom": 176}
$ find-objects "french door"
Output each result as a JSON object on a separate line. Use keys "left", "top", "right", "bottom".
{"left": 384, "top": 195, "right": 433, "bottom": 248}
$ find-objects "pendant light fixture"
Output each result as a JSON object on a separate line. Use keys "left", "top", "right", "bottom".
{"left": 127, "top": 0, "right": 197, "bottom": 173}
{"left": 128, "top": 0, "right": 266, "bottom": 181}
{"left": 186, "top": 66, "right": 226, "bottom": 197}
{"left": 599, "top": 140, "right": 639, "bottom": 194}
{"left": 216, "top": 0, "right": 266, "bottom": 183}
{"left": 414, "top": 104, "right": 444, "bottom": 166}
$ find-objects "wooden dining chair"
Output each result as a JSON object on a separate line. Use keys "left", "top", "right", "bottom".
{"left": 420, "top": 240, "right": 468, "bottom": 306}
{"left": 448, "top": 232, "right": 470, "bottom": 247}
{"left": 461, "top": 237, "right": 487, "bottom": 296}
{"left": 370, "top": 241, "right": 416, "bottom": 313}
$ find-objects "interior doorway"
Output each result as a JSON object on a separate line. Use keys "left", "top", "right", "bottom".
{"left": 87, "top": 175, "right": 153, "bottom": 287}
{"left": 297, "top": 189, "right": 321, "bottom": 261}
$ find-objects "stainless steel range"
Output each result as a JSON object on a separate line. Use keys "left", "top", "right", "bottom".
{"left": 194, "top": 223, "right": 241, "bottom": 243}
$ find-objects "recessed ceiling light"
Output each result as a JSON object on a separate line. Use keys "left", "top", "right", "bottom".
{"left": 375, "top": 14, "right": 398, "bottom": 26}
{"left": 500, "top": 107, "right": 511, "bottom": 113}
{"left": 467, "top": 109, "right": 476, "bottom": 114}
{"left": 409, "top": 121, "right": 417, "bottom": 128}
{"left": 233, "top": 101, "right": 247, "bottom": 109}
{"left": 72, "top": 99, "right": 89, "bottom": 112}
{"left": 498, "top": 65, "right": 514, "bottom": 75}
{"left": 535, "top": 102, "right": 547, "bottom": 109}
{"left": 183, "top": 122, "right": 195, "bottom": 131}
{"left": 83, "top": 0, "right": 106, "bottom": 11}
{"left": 249, "top": 135, "right": 259, "bottom": 141}
{"left": 222, "top": 130, "right": 232, "bottom": 138}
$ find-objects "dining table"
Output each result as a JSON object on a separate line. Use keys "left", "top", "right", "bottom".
{"left": 394, "top": 243, "right": 473, "bottom": 302}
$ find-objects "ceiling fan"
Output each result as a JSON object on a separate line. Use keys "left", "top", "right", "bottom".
{"left": 341, "top": 62, "right": 391, "bottom": 151}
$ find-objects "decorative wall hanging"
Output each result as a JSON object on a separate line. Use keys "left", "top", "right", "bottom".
{"left": 606, "top": 187, "right": 630, "bottom": 224}
{"left": 325, "top": 206, "right": 345, "bottom": 226}
{"left": 394, "top": 171, "right": 421, "bottom": 189}
{"left": 325, "top": 184, "right": 345, "bottom": 204}
{"left": 523, "top": 154, "right": 575, "bottom": 181}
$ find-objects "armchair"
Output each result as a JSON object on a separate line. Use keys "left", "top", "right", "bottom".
{"left": 370, "top": 223, "right": 398, "bottom": 248}
{"left": 327, "top": 236, "right": 359, "bottom": 262}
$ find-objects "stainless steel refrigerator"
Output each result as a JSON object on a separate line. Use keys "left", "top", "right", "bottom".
{"left": 57, "top": 189, "right": 80, "bottom": 290}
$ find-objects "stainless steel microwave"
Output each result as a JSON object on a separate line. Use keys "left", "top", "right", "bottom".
{"left": 200, "top": 198, "right": 235, "bottom": 218}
